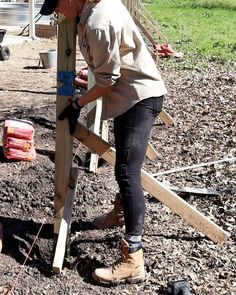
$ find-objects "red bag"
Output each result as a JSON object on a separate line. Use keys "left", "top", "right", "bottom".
{"left": 3, "top": 146, "right": 36, "bottom": 161}
{"left": 2, "top": 118, "right": 36, "bottom": 161}
{"left": 3, "top": 118, "right": 35, "bottom": 140}
{"left": 3, "top": 136, "right": 34, "bottom": 152}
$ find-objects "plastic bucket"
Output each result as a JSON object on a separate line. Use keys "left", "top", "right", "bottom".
{"left": 39, "top": 49, "right": 57, "bottom": 69}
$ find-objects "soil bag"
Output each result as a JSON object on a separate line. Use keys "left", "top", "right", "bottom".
{"left": 2, "top": 118, "right": 36, "bottom": 161}
{"left": 3, "top": 146, "right": 36, "bottom": 161}
{"left": 3, "top": 136, "right": 34, "bottom": 152}
{"left": 3, "top": 118, "right": 35, "bottom": 140}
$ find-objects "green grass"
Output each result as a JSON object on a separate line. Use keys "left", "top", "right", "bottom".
{"left": 145, "top": 0, "right": 236, "bottom": 66}
{"left": 145, "top": 0, "right": 236, "bottom": 10}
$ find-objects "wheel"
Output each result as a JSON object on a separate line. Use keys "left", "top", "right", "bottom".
{"left": 0, "top": 46, "right": 10, "bottom": 61}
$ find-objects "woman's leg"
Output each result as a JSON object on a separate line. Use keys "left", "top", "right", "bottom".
{"left": 114, "top": 96, "right": 163, "bottom": 237}
{"left": 92, "top": 96, "right": 163, "bottom": 284}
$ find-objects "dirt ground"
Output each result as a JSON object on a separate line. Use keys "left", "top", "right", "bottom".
{"left": 0, "top": 38, "right": 235, "bottom": 295}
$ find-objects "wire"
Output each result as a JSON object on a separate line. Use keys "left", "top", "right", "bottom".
{"left": 8, "top": 220, "right": 45, "bottom": 295}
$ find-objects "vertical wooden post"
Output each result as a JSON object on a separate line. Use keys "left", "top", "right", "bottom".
{"left": 86, "top": 69, "right": 103, "bottom": 172}
{"left": 28, "top": 0, "right": 36, "bottom": 39}
{"left": 54, "top": 15, "right": 77, "bottom": 235}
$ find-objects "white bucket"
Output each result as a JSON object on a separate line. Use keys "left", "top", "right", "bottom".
{"left": 39, "top": 49, "right": 57, "bottom": 69}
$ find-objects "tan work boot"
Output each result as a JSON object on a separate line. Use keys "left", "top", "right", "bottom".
{"left": 93, "top": 193, "right": 125, "bottom": 229}
{"left": 92, "top": 239, "right": 145, "bottom": 285}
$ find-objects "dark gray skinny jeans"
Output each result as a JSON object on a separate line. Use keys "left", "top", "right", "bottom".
{"left": 114, "top": 96, "right": 163, "bottom": 236}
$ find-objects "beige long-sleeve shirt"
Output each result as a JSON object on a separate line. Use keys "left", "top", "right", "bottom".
{"left": 78, "top": 0, "right": 167, "bottom": 120}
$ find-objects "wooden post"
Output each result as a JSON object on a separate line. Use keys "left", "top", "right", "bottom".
{"left": 28, "top": 0, "right": 36, "bottom": 39}
{"left": 73, "top": 122, "right": 230, "bottom": 244}
{"left": 54, "top": 15, "right": 77, "bottom": 235}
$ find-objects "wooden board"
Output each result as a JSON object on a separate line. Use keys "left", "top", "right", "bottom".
{"left": 53, "top": 168, "right": 79, "bottom": 274}
{"left": 35, "top": 24, "right": 58, "bottom": 39}
{"left": 153, "top": 157, "right": 236, "bottom": 177}
{"left": 168, "top": 186, "right": 221, "bottom": 196}
{"left": 146, "top": 142, "right": 159, "bottom": 161}
{"left": 54, "top": 15, "right": 77, "bottom": 235}
{"left": 134, "top": 7, "right": 168, "bottom": 42}
{"left": 86, "top": 69, "right": 103, "bottom": 172}
{"left": 133, "top": 14, "right": 156, "bottom": 44}
{"left": 159, "top": 110, "right": 175, "bottom": 126}
{"left": 73, "top": 122, "right": 230, "bottom": 244}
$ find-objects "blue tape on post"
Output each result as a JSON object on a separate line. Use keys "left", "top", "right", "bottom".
{"left": 57, "top": 71, "right": 75, "bottom": 96}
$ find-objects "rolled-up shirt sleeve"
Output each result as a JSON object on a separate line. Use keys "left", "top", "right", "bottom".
{"left": 87, "top": 26, "right": 121, "bottom": 87}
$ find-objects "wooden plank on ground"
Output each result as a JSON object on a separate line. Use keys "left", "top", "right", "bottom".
{"left": 53, "top": 168, "right": 79, "bottom": 274}
{"left": 168, "top": 186, "right": 222, "bottom": 196}
{"left": 152, "top": 157, "right": 236, "bottom": 177}
{"left": 73, "top": 122, "right": 230, "bottom": 244}
{"left": 54, "top": 15, "right": 77, "bottom": 235}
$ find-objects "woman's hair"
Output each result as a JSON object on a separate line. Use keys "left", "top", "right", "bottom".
{"left": 87, "top": 0, "right": 101, "bottom": 2}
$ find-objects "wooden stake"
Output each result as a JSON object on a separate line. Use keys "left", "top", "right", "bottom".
{"left": 53, "top": 168, "right": 79, "bottom": 274}
{"left": 73, "top": 122, "right": 230, "bottom": 244}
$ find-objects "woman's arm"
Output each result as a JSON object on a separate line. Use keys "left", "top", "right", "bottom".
{"left": 77, "top": 84, "right": 114, "bottom": 107}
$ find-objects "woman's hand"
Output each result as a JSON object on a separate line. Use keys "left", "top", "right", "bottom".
{"left": 58, "top": 100, "right": 82, "bottom": 135}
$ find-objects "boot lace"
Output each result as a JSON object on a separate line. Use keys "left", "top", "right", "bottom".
{"left": 112, "top": 252, "right": 127, "bottom": 272}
